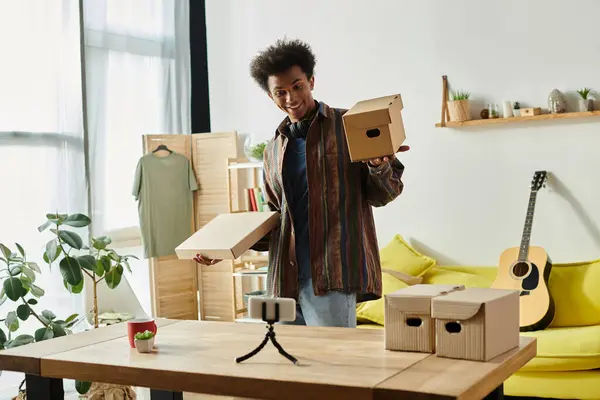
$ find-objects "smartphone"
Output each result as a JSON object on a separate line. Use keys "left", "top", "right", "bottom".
{"left": 247, "top": 296, "right": 296, "bottom": 322}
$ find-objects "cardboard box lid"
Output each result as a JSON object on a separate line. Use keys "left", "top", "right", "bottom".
{"left": 386, "top": 284, "right": 464, "bottom": 314}
{"left": 343, "top": 94, "right": 403, "bottom": 129}
{"left": 431, "top": 287, "right": 519, "bottom": 321}
{"left": 175, "top": 211, "right": 279, "bottom": 260}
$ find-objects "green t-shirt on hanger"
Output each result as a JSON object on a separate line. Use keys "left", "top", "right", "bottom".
{"left": 132, "top": 152, "right": 198, "bottom": 259}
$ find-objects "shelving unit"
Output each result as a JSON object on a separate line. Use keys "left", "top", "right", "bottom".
{"left": 436, "top": 75, "right": 600, "bottom": 128}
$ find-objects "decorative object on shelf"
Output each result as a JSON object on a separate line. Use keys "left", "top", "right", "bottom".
{"left": 488, "top": 103, "right": 500, "bottom": 119}
{"left": 548, "top": 89, "right": 567, "bottom": 113}
{"left": 244, "top": 135, "right": 268, "bottom": 163}
{"left": 513, "top": 102, "right": 521, "bottom": 117}
{"left": 503, "top": 101, "right": 514, "bottom": 118}
{"left": 521, "top": 107, "right": 542, "bottom": 117}
{"left": 97, "top": 312, "right": 134, "bottom": 326}
{"left": 447, "top": 90, "right": 471, "bottom": 122}
{"left": 480, "top": 108, "right": 489, "bottom": 119}
{"left": 134, "top": 330, "right": 156, "bottom": 353}
{"left": 576, "top": 87, "right": 594, "bottom": 112}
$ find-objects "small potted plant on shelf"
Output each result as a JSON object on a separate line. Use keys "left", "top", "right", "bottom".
{"left": 447, "top": 91, "right": 471, "bottom": 122}
{"left": 576, "top": 87, "right": 594, "bottom": 112}
{"left": 513, "top": 102, "right": 521, "bottom": 117}
{"left": 134, "top": 330, "right": 155, "bottom": 353}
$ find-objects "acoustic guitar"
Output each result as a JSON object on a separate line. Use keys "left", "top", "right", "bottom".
{"left": 491, "top": 171, "right": 555, "bottom": 332}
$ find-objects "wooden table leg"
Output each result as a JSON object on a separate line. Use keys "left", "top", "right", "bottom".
{"left": 484, "top": 383, "right": 504, "bottom": 400}
{"left": 150, "top": 389, "right": 184, "bottom": 400}
{"left": 25, "top": 374, "right": 64, "bottom": 399}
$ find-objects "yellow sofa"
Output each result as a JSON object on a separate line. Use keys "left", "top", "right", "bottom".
{"left": 357, "top": 234, "right": 600, "bottom": 400}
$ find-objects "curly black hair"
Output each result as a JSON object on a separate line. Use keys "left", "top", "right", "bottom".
{"left": 249, "top": 38, "right": 317, "bottom": 92}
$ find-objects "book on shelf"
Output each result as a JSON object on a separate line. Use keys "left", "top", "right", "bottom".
{"left": 246, "top": 186, "right": 268, "bottom": 212}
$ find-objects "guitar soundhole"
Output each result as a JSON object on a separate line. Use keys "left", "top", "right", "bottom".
{"left": 445, "top": 321, "right": 462, "bottom": 334}
{"left": 512, "top": 262, "right": 530, "bottom": 277}
{"left": 406, "top": 317, "right": 422, "bottom": 327}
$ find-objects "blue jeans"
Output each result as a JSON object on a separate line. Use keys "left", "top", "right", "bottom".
{"left": 283, "top": 257, "right": 357, "bottom": 328}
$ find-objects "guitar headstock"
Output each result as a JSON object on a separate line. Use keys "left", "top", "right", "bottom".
{"left": 531, "top": 170, "right": 548, "bottom": 192}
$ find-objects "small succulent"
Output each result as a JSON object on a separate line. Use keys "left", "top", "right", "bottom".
{"left": 576, "top": 87, "right": 593, "bottom": 100}
{"left": 513, "top": 102, "right": 521, "bottom": 110}
{"left": 134, "top": 330, "right": 155, "bottom": 340}
{"left": 451, "top": 91, "right": 470, "bottom": 101}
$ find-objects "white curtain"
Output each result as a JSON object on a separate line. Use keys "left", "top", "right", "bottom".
{"left": 84, "top": 0, "right": 191, "bottom": 237}
{"left": 0, "top": 0, "right": 86, "bottom": 393}
{"left": 0, "top": 0, "right": 191, "bottom": 394}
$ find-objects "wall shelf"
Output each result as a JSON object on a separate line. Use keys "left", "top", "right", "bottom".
{"left": 435, "top": 110, "right": 600, "bottom": 128}
{"left": 436, "top": 75, "right": 600, "bottom": 128}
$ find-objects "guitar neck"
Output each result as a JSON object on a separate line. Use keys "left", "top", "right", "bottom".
{"left": 518, "top": 190, "right": 538, "bottom": 262}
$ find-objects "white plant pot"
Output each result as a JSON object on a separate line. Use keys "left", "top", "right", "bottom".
{"left": 134, "top": 337, "right": 155, "bottom": 353}
{"left": 513, "top": 109, "right": 521, "bottom": 117}
{"left": 579, "top": 99, "right": 593, "bottom": 112}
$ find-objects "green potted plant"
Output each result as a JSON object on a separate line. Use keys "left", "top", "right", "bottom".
{"left": 576, "top": 87, "right": 594, "bottom": 112}
{"left": 447, "top": 91, "right": 471, "bottom": 122}
{"left": 513, "top": 101, "right": 521, "bottom": 117}
{"left": 243, "top": 135, "right": 268, "bottom": 163}
{"left": 134, "top": 330, "right": 155, "bottom": 353}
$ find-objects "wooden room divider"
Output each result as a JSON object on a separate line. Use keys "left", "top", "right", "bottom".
{"left": 142, "top": 132, "right": 240, "bottom": 322}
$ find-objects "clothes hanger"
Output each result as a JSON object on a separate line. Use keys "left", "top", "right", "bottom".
{"left": 152, "top": 144, "right": 172, "bottom": 153}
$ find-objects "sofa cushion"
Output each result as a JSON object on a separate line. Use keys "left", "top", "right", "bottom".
{"left": 506, "top": 370, "right": 600, "bottom": 400}
{"left": 422, "top": 267, "right": 494, "bottom": 288}
{"left": 379, "top": 234, "right": 436, "bottom": 277}
{"left": 547, "top": 259, "right": 600, "bottom": 327}
{"left": 519, "top": 324, "right": 600, "bottom": 372}
{"left": 356, "top": 272, "right": 409, "bottom": 325}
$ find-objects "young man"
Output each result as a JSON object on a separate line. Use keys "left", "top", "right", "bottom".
{"left": 195, "top": 38, "right": 408, "bottom": 328}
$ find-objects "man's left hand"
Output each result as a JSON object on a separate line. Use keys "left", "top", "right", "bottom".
{"left": 365, "top": 145, "right": 410, "bottom": 167}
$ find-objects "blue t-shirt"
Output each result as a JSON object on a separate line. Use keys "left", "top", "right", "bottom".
{"left": 283, "top": 137, "right": 310, "bottom": 283}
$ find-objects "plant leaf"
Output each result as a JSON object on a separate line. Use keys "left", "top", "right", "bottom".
{"left": 9, "top": 265, "right": 22, "bottom": 276}
{"left": 77, "top": 255, "right": 96, "bottom": 271}
{"left": 65, "top": 278, "right": 84, "bottom": 294}
{"left": 51, "top": 322, "right": 67, "bottom": 337}
{"left": 5, "top": 311, "right": 19, "bottom": 332}
{"left": 26, "top": 262, "right": 41, "bottom": 273}
{"left": 30, "top": 284, "right": 45, "bottom": 298}
{"left": 41, "top": 310, "right": 56, "bottom": 321}
{"left": 37, "top": 220, "right": 52, "bottom": 232}
{"left": 0, "top": 244, "right": 11, "bottom": 260}
{"left": 76, "top": 380, "right": 92, "bottom": 395}
{"left": 63, "top": 214, "right": 91, "bottom": 228}
{"left": 35, "top": 327, "right": 54, "bottom": 342}
{"left": 65, "top": 313, "right": 78, "bottom": 323}
{"left": 59, "top": 256, "right": 83, "bottom": 286}
{"left": 0, "top": 327, "right": 6, "bottom": 344}
{"left": 58, "top": 231, "right": 83, "bottom": 250}
{"left": 15, "top": 243, "right": 25, "bottom": 258}
{"left": 105, "top": 267, "right": 122, "bottom": 289}
{"left": 45, "top": 240, "right": 59, "bottom": 263}
{"left": 27, "top": 298, "right": 38, "bottom": 305}
{"left": 3, "top": 278, "right": 25, "bottom": 301}
{"left": 21, "top": 266, "right": 35, "bottom": 283}
{"left": 16, "top": 304, "right": 30, "bottom": 321}
{"left": 123, "top": 259, "right": 132, "bottom": 273}
{"left": 6, "top": 334, "right": 34, "bottom": 348}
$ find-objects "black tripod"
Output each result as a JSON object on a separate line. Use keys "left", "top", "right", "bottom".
{"left": 235, "top": 302, "right": 298, "bottom": 365}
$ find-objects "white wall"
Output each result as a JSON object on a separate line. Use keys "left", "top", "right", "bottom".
{"left": 206, "top": 0, "right": 600, "bottom": 266}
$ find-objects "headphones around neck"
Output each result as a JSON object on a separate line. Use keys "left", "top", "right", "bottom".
{"left": 288, "top": 119, "right": 312, "bottom": 139}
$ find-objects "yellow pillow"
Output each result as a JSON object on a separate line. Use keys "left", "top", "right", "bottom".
{"left": 422, "top": 267, "right": 494, "bottom": 288}
{"left": 379, "top": 234, "right": 436, "bottom": 277}
{"left": 356, "top": 272, "right": 409, "bottom": 325}
{"left": 548, "top": 259, "right": 600, "bottom": 327}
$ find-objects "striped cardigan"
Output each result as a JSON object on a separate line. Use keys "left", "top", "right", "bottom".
{"left": 254, "top": 101, "right": 405, "bottom": 303}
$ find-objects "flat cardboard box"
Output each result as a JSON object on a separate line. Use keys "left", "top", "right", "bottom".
{"left": 175, "top": 211, "right": 279, "bottom": 260}
{"left": 342, "top": 94, "right": 406, "bottom": 162}
{"left": 431, "top": 287, "right": 520, "bottom": 361}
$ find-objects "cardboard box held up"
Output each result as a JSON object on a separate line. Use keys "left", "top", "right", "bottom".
{"left": 342, "top": 94, "right": 406, "bottom": 162}
{"left": 175, "top": 211, "right": 279, "bottom": 260}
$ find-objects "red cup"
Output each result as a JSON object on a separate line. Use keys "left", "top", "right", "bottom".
{"left": 127, "top": 318, "right": 157, "bottom": 348}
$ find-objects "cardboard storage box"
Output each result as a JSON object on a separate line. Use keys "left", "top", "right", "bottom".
{"left": 432, "top": 287, "right": 520, "bottom": 361}
{"left": 384, "top": 284, "right": 465, "bottom": 353}
{"left": 175, "top": 211, "right": 279, "bottom": 260}
{"left": 342, "top": 94, "right": 406, "bottom": 162}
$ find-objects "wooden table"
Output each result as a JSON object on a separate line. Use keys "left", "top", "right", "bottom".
{"left": 0, "top": 318, "right": 536, "bottom": 400}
